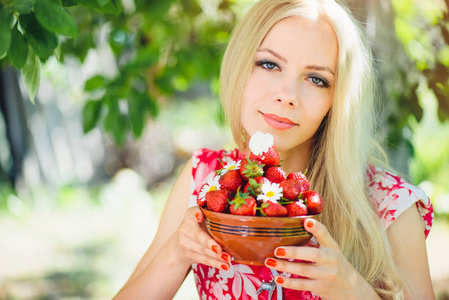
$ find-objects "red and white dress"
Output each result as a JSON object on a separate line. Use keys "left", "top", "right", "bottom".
{"left": 189, "top": 148, "right": 434, "bottom": 300}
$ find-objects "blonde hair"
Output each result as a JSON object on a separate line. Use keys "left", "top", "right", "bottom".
{"left": 220, "top": 0, "right": 403, "bottom": 298}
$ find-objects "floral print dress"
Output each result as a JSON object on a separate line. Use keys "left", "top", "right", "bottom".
{"left": 189, "top": 148, "right": 434, "bottom": 300}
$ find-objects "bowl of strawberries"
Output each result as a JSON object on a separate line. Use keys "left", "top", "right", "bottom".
{"left": 197, "top": 132, "right": 324, "bottom": 266}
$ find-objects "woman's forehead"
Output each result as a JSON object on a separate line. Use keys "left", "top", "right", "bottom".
{"left": 259, "top": 16, "right": 338, "bottom": 71}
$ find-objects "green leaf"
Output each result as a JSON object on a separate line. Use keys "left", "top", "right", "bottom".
{"left": 20, "top": 13, "right": 58, "bottom": 62}
{"left": 104, "top": 98, "right": 128, "bottom": 145}
{"left": 127, "top": 90, "right": 150, "bottom": 137}
{"left": 97, "top": 0, "right": 109, "bottom": 7}
{"left": 34, "top": 0, "right": 78, "bottom": 37}
{"left": 62, "top": 0, "right": 78, "bottom": 7}
{"left": 12, "top": 0, "right": 33, "bottom": 14}
{"left": 9, "top": 24, "right": 28, "bottom": 69}
{"left": 77, "top": 0, "right": 121, "bottom": 14}
{"left": 0, "top": 7, "right": 12, "bottom": 57}
{"left": 84, "top": 75, "right": 105, "bottom": 91}
{"left": 22, "top": 50, "right": 41, "bottom": 103}
{"left": 82, "top": 100, "right": 103, "bottom": 133}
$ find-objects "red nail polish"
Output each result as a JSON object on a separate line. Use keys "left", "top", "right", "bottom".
{"left": 306, "top": 220, "right": 314, "bottom": 228}
{"left": 195, "top": 212, "right": 200, "bottom": 221}
{"left": 212, "top": 245, "right": 218, "bottom": 254}
{"left": 266, "top": 258, "right": 277, "bottom": 267}
{"left": 221, "top": 264, "right": 229, "bottom": 271}
{"left": 275, "top": 248, "right": 286, "bottom": 256}
{"left": 221, "top": 253, "right": 228, "bottom": 261}
{"left": 275, "top": 277, "right": 284, "bottom": 284}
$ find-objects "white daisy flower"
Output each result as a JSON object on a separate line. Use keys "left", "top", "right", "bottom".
{"left": 198, "top": 175, "right": 221, "bottom": 203}
{"left": 249, "top": 131, "right": 274, "bottom": 155}
{"left": 220, "top": 160, "right": 242, "bottom": 175}
{"left": 257, "top": 181, "right": 283, "bottom": 203}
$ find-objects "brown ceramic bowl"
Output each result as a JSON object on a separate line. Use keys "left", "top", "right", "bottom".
{"left": 201, "top": 208, "right": 321, "bottom": 266}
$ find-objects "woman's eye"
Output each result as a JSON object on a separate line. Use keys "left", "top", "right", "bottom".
{"left": 256, "top": 60, "right": 278, "bottom": 70}
{"left": 264, "top": 62, "right": 277, "bottom": 69}
{"left": 309, "top": 76, "right": 330, "bottom": 88}
{"left": 311, "top": 77, "right": 323, "bottom": 85}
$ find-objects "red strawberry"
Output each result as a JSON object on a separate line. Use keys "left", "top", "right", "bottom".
{"left": 285, "top": 200, "right": 308, "bottom": 217}
{"left": 239, "top": 158, "right": 264, "bottom": 180}
{"left": 243, "top": 176, "right": 268, "bottom": 198}
{"left": 205, "top": 190, "right": 232, "bottom": 212}
{"left": 262, "top": 201, "right": 288, "bottom": 217}
{"left": 279, "top": 179, "right": 303, "bottom": 200}
{"left": 197, "top": 196, "right": 206, "bottom": 207}
{"left": 219, "top": 170, "right": 243, "bottom": 192}
{"left": 287, "top": 172, "right": 310, "bottom": 193}
{"left": 265, "top": 166, "right": 286, "bottom": 183}
{"left": 302, "top": 190, "right": 324, "bottom": 214}
{"left": 230, "top": 191, "right": 257, "bottom": 216}
{"left": 249, "top": 146, "right": 280, "bottom": 167}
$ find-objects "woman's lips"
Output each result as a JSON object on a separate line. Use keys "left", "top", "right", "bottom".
{"left": 261, "top": 112, "right": 298, "bottom": 130}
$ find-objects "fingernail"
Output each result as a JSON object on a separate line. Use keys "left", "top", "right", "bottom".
{"left": 306, "top": 219, "right": 314, "bottom": 228}
{"left": 265, "top": 258, "right": 277, "bottom": 267}
{"left": 275, "top": 276, "right": 284, "bottom": 284}
{"left": 212, "top": 245, "right": 218, "bottom": 254}
{"left": 195, "top": 212, "right": 200, "bottom": 221}
{"left": 275, "top": 248, "right": 286, "bottom": 257}
{"left": 221, "top": 253, "right": 229, "bottom": 261}
{"left": 221, "top": 264, "right": 229, "bottom": 271}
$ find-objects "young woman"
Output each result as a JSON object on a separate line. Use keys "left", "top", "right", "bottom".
{"left": 114, "top": 0, "right": 435, "bottom": 299}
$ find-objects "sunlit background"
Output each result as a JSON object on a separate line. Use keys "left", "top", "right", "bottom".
{"left": 0, "top": 0, "right": 448, "bottom": 299}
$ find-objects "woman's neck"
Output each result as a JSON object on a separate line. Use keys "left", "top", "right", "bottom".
{"left": 278, "top": 144, "right": 311, "bottom": 175}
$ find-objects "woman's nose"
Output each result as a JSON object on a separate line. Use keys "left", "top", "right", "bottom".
{"left": 274, "top": 78, "right": 299, "bottom": 108}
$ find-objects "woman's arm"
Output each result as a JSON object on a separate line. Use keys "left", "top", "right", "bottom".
{"left": 114, "top": 159, "right": 231, "bottom": 299}
{"left": 387, "top": 205, "right": 435, "bottom": 299}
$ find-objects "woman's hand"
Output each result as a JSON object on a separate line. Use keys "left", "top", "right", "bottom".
{"left": 264, "top": 218, "right": 380, "bottom": 300}
{"left": 173, "top": 206, "right": 232, "bottom": 271}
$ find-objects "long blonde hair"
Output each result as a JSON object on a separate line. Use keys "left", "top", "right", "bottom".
{"left": 220, "top": 0, "right": 403, "bottom": 298}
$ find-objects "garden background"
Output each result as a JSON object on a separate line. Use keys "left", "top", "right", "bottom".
{"left": 0, "top": 0, "right": 449, "bottom": 299}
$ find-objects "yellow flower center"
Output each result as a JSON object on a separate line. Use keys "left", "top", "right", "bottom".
{"left": 228, "top": 166, "right": 235, "bottom": 170}
{"left": 209, "top": 186, "right": 217, "bottom": 191}
{"left": 266, "top": 191, "right": 274, "bottom": 198}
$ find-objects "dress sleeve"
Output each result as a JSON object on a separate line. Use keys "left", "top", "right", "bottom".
{"left": 189, "top": 148, "right": 245, "bottom": 208}
{"left": 189, "top": 148, "right": 225, "bottom": 207}
{"left": 367, "top": 168, "right": 434, "bottom": 238}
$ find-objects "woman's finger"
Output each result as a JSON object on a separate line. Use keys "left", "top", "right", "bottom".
{"left": 274, "top": 275, "right": 320, "bottom": 292}
{"left": 265, "top": 257, "right": 324, "bottom": 280}
{"left": 303, "top": 218, "right": 339, "bottom": 250}
{"left": 180, "top": 207, "right": 233, "bottom": 268}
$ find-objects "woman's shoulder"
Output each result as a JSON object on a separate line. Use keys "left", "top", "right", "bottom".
{"left": 366, "top": 165, "right": 434, "bottom": 237}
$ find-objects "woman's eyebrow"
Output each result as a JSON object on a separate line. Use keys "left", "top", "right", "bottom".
{"left": 258, "top": 48, "right": 335, "bottom": 76}
{"left": 257, "top": 48, "right": 288, "bottom": 63}
{"left": 305, "top": 65, "right": 335, "bottom": 76}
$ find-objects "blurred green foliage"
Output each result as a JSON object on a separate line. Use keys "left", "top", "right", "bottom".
{"left": 0, "top": 0, "right": 243, "bottom": 143}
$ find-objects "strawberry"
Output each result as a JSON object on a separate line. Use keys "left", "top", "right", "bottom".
{"left": 285, "top": 200, "right": 308, "bottom": 217}
{"left": 243, "top": 176, "right": 268, "bottom": 198}
{"left": 230, "top": 191, "right": 257, "bottom": 216}
{"left": 205, "top": 190, "right": 232, "bottom": 212}
{"left": 279, "top": 179, "right": 303, "bottom": 200}
{"left": 248, "top": 131, "right": 280, "bottom": 167}
{"left": 219, "top": 170, "right": 243, "bottom": 192}
{"left": 239, "top": 158, "right": 264, "bottom": 180}
{"left": 249, "top": 147, "right": 280, "bottom": 167}
{"left": 265, "top": 166, "right": 286, "bottom": 183}
{"left": 302, "top": 190, "right": 324, "bottom": 214}
{"left": 197, "top": 190, "right": 207, "bottom": 207}
{"left": 262, "top": 201, "right": 288, "bottom": 217}
{"left": 287, "top": 172, "right": 310, "bottom": 193}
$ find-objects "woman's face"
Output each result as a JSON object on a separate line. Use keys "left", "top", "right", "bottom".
{"left": 241, "top": 16, "right": 338, "bottom": 161}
